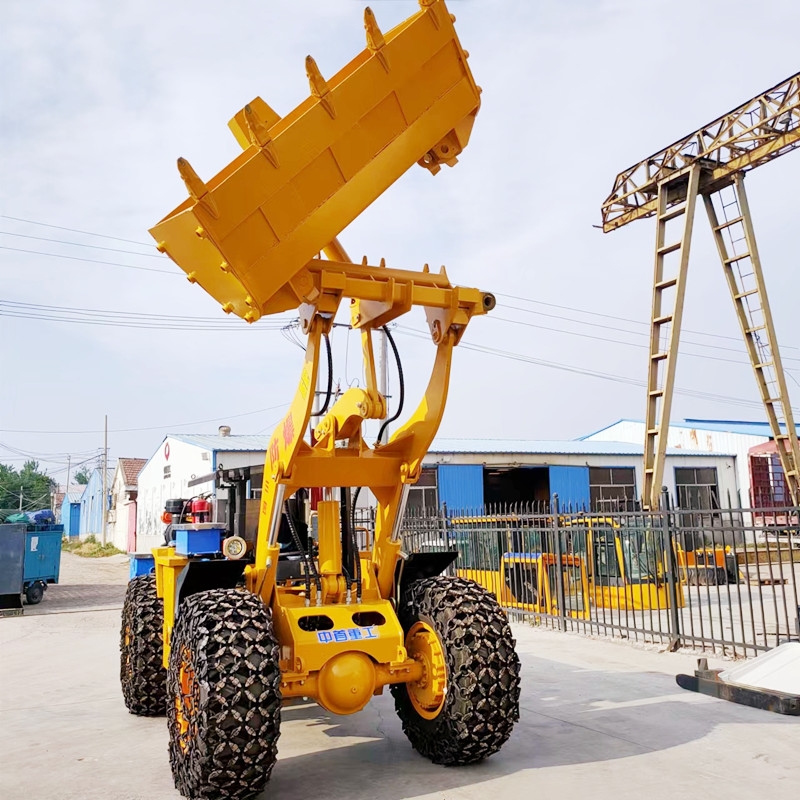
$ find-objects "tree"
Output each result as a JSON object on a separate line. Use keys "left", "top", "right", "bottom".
{"left": 74, "top": 467, "right": 91, "bottom": 485}
{"left": 0, "top": 460, "right": 57, "bottom": 520}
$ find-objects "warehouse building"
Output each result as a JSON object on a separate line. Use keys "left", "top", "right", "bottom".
{"left": 580, "top": 418, "right": 799, "bottom": 508}
{"left": 134, "top": 427, "right": 737, "bottom": 551}
{"left": 408, "top": 439, "right": 737, "bottom": 513}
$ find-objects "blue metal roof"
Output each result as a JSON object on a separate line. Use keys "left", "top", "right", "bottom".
{"left": 428, "top": 438, "right": 734, "bottom": 457}
{"left": 66, "top": 492, "right": 84, "bottom": 503}
{"left": 169, "top": 433, "right": 270, "bottom": 451}
{"left": 680, "top": 418, "right": 800, "bottom": 436}
{"left": 577, "top": 418, "right": 798, "bottom": 440}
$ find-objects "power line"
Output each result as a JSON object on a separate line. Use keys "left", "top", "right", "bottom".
{"left": 0, "top": 230, "right": 165, "bottom": 259}
{"left": 0, "top": 245, "right": 177, "bottom": 275}
{"left": 0, "top": 301, "right": 295, "bottom": 331}
{"left": 394, "top": 325, "right": 790, "bottom": 414}
{"left": 496, "top": 291, "right": 800, "bottom": 352}
{"left": 497, "top": 303, "right": 769, "bottom": 358}
{"left": 0, "top": 402, "right": 290, "bottom": 435}
{"left": 0, "top": 215, "right": 152, "bottom": 247}
{"left": 490, "top": 314, "right": 794, "bottom": 369}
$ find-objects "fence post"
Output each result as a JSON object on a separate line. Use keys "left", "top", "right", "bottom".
{"left": 552, "top": 494, "right": 567, "bottom": 631}
{"left": 661, "top": 486, "right": 681, "bottom": 651}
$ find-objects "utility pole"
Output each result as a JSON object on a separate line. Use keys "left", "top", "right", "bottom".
{"left": 19, "top": 489, "right": 23, "bottom": 512}
{"left": 65, "top": 454, "right": 71, "bottom": 493}
{"left": 102, "top": 415, "right": 108, "bottom": 545}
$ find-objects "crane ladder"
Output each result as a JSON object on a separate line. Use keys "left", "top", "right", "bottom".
{"left": 703, "top": 175, "right": 800, "bottom": 506}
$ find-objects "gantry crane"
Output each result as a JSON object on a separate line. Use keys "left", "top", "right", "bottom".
{"left": 601, "top": 71, "right": 800, "bottom": 510}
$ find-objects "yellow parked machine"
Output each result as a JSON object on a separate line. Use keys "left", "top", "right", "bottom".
{"left": 676, "top": 543, "right": 740, "bottom": 586}
{"left": 565, "top": 517, "right": 685, "bottom": 611}
{"left": 119, "top": 3, "right": 520, "bottom": 799}
{"left": 446, "top": 515, "right": 590, "bottom": 618}
{"left": 442, "top": 514, "right": 684, "bottom": 614}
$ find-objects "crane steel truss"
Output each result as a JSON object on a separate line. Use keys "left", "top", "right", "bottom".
{"left": 601, "top": 72, "right": 800, "bottom": 510}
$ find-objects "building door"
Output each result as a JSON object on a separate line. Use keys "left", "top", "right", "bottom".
{"left": 127, "top": 502, "right": 137, "bottom": 552}
{"left": 69, "top": 504, "right": 80, "bottom": 538}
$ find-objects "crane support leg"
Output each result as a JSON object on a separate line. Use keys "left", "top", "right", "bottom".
{"left": 643, "top": 164, "right": 701, "bottom": 510}
{"left": 704, "top": 175, "right": 800, "bottom": 506}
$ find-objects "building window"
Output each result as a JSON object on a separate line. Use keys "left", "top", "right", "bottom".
{"left": 163, "top": 465, "right": 171, "bottom": 479}
{"left": 589, "top": 467, "right": 637, "bottom": 512}
{"left": 675, "top": 466, "right": 720, "bottom": 527}
{"left": 406, "top": 468, "right": 438, "bottom": 513}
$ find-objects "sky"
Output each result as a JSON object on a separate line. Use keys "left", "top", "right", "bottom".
{"left": 3, "top": 0, "right": 800, "bottom": 489}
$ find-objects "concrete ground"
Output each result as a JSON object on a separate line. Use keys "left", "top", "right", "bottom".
{"left": 1, "top": 553, "right": 798, "bottom": 800}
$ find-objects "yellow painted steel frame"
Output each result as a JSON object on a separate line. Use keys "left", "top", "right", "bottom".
{"left": 153, "top": 546, "right": 189, "bottom": 664}
{"left": 243, "top": 274, "right": 491, "bottom": 711}
{"left": 149, "top": 0, "right": 491, "bottom": 712}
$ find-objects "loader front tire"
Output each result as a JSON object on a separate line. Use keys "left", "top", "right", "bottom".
{"left": 391, "top": 576, "right": 521, "bottom": 765}
{"left": 120, "top": 574, "right": 167, "bottom": 716}
{"left": 167, "top": 589, "right": 281, "bottom": 800}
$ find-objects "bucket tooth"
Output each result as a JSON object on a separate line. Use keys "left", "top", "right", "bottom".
{"left": 306, "top": 56, "right": 335, "bottom": 119}
{"left": 364, "top": 8, "right": 389, "bottom": 71}
{"left": 228, "top": 97, "right": 281, "bottom": 151}
{"left": 418, "top": 0, "right": 440, "bottom": 29}
{"left": 177, "top": 158, "right": 218, "bottom": 218}
{"left": 244, "top": 104, "right": 280, "bottom": 168}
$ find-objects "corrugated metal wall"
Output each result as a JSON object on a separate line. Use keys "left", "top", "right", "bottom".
{"left": 437, "top": 465, "right": 484, "bottom": 510}
{"left": 549, "top": 465, "right": 590, "bottom": 511}
{"left": 79, "top": 469, "right": 110, "bottom": 536}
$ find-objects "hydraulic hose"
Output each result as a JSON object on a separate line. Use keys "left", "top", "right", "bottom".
{"left": 376, "top": 326, "right": 404, "bottom": 445}
{"left": 284, "top": 500, "right": 321, "bottom": 605}
{"left": 311, "top": 333, "right": 333, "bottom": 418}
{"left": 346, "top": 487, "right": 363, "bottom": 601}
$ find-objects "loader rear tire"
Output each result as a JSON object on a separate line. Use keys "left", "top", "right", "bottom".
{"left": 167, "top": 589, "right": 281, "bottom": 800}
{"left": 391, "top": 576, "right": 521, "bottom": 766}
{"left": 120, "top": 574, "right": 167, "bottom": 716}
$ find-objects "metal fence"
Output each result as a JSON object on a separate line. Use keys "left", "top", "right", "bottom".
{"left": 392, "top": 502, "right": 800, "bottom": 658}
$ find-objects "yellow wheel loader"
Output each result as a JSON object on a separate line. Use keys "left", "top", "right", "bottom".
{"left": 118, "top": 3, "right": 521, "bottom": 798}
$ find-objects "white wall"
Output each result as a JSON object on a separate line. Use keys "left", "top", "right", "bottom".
{"left": 584, "top": 421, "right": 764, "bottom": 506}
{"left": 107, "top": 466, "right": 128, "bottom": 552}
{"left": 136, "top": 441, "right": 266, "bottom": 554}
{"left": 136, "top": 438, "right": 214, "bottom": 553}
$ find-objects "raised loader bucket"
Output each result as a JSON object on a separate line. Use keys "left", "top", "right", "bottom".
{"left": 149, "top": 0, "right": 480, "bottom": 322}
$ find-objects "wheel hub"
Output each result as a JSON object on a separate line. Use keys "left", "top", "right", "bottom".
{"left": 405, "top": 621, "right": 447, "bottom": 720}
